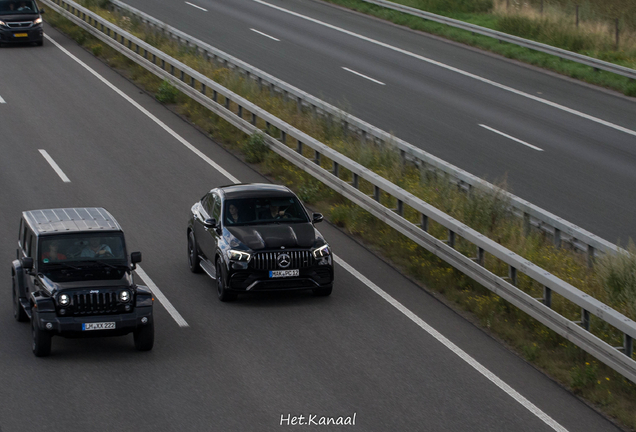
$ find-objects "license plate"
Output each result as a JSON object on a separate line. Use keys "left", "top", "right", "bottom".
{"left": 14, "top": 33, "right": 28, "bottom": 38}
{"left": 269, "top": 269, "right": 299, "bottom": 278}
{"left": 82, "top": 322, "right": 115, "bottom": 331}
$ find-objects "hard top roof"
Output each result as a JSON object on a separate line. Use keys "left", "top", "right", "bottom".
{"left": 216, "top": 183, "right": 295, "bottom": 199}
{"left": 23, "top": 208, "right": 122, "bottom": 235}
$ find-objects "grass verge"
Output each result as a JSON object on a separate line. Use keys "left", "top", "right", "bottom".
{"left": 42, "top": 5, "right": 636, "bottom": 429}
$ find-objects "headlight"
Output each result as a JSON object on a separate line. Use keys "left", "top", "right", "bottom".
{"left": 0, "top": 20, "right": 6, "bottom": 27}
{"left": 119, "top": 290, "right": 131, "bottom": 303}
{"left": 228, "top": 250, "right": 251, "bottom": 262}
{"left": 58, "top": 293, "right": 70, "bottom": 306}
{"left": 33, "top": 17, "right": 42, "bottom": 25}
{"left": 312, "top": 244, "right": 331, "bottom": 259}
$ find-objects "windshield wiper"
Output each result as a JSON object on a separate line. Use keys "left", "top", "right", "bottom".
{"left": 43, "top": 262, "right": 80, "bottom": 270}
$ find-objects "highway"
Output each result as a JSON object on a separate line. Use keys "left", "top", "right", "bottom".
{"left": 0, "top": 24, "right": 623, "bottom": 432}
{"left": 118, "top": 0, "right": 636, "bottom": 245}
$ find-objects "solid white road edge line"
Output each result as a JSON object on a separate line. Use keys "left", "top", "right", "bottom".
{"left": 39, "top": 149, "right": 71, "bottom": 182}
{"left": 333, "top": 254, "right": 569, "bottom": 432}
{"left": 0, "top": 94, "right": 5, "bottom": 103}
{"left": 44, "top": 34, "right": 241, "bottom": 184}
{"left": 135, "top": 265, "right": 189, "bottom": 328}
{"left": 185, "top": 1, "right": 207, "bottom": 12}
{"left": 250, "top": 28, "right": 280, "bottom": 41}
{"left": 46, "top": 29, "right": 565, "bottom": 429}
{"left": 479, "top": 124, "right": 544, "bottom": 151}
{"left": 252, "top": 0, "right": 636, "bottom": 138}
{"left": 342, "top": 67, "right": 386, "bottom": 85}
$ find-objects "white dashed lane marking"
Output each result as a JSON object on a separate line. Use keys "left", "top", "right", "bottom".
{"left": 342, "top": 67, "right": 385, "bottom": 85}
{"left": 479, "top": 124, "right": 544, "bottom": 152}
{"left": 185, "top": 1, "right": 207, "bottom": 11}
{"left": 250, "top": 28, "right": 280, "bottom": 41}
{"left": 39, "top": 149, "right": 71, "bottom": 182}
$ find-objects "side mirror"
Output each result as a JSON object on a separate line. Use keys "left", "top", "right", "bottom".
{"left": 22, "top": 257, "right": 34, "bottom": 271}
{"left": 204, "top": 218, "right": 218, "bottom": 229}
{"left": 131, "top": 252, "right": 142, "bottom": 264}
{"left": 312, "top": 213, "right": 324, "bottom": 224}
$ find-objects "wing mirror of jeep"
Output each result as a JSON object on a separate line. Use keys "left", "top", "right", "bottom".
{"left": 131, "top": 252, "right": 142, "bottom": 264}
{"left": 204, "top": 218, "right": 218, "bottom": 229}
{"left": 22, "top": 257, "right": 34, "bottom": 271}
{"left": 312, "top": 213, "right": 324, "bottom": 224}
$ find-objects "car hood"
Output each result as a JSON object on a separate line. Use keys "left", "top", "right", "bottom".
{"left": 0, "top": 13, "right": 38, "bottom": 21}
{"left": 226, "top": 223, "right": 323, "bottom": 250}
{"left": 39, "top": 273, "right": 134, "bottom": 292}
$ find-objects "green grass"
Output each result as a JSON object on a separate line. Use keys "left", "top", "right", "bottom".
{"left": 42, "top": 5, "right": 636, "bottom": 428}
{"left": 322, "top": 0, "right": 636, "bottom": 96}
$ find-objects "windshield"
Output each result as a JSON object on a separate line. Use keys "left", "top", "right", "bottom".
{"left": 39, "top": 233, "right": 127, "bottom": 267}
{"left": 0, "top": 0, "right": 38, "bottom": 14}
{"left": 223, "top": 196, "right": 310, "bottom": 226}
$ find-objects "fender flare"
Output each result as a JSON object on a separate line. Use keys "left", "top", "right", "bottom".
{"left": 11, "top": 259, "right": 26, "bottom": 299}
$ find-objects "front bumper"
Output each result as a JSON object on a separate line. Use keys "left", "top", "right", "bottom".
{"left": 34, "top": 306, "right": 153, "bottom": 338}
{"left": 228, "top": 266, "right": 333, "bottom": 292}
{"left": 0, "top": 26, "right": 43, "bottom": 43}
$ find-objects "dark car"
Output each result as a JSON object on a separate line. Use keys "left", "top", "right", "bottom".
{"left": 11, "top": 208, "right": 154, "bottom": 356}
{"left": 187, "top": 184, "right": 334, "bottom": 301}
{"left": 0, "top": 0, "right": 44, "bottom": 46}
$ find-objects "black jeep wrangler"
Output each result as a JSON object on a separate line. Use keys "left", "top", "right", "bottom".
{"left": 11, "top": 208, "right": 154, "bottom": 356}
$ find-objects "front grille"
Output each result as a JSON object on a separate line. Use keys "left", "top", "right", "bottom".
{"left": 250, "top": 251, "right": 312, "bottom": 271}
{"left": 7, "top": 21, "right": 33, "bottom": 28}
{"left": 72, "top": 292, "right": 118, "bottom": 316}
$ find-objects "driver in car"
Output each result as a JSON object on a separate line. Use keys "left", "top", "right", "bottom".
{"left": 81, "top": 237, "right": 113, "bottom": 257}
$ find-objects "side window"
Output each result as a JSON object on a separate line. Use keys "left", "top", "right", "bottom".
{"left": 18, "top": 219, "right": 23, "bottom": 248}
{"left": 21, "top": 221, "right": 28, "bottom": 250}
{"left": 212, "top": 196, "right": 222, "bottom": 221}
{"left": 25, "top": 232, "right": 34, "bottom": 258}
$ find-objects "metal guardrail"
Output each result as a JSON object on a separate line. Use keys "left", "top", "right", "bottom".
{"left": 41, "top": 0, "right": 636, "bottom": 383}
{"left": 360, "top": 0, "right": 636, "bottom": 81}
{"left": 106, "top": 0, "right": 622, "bottom": 265}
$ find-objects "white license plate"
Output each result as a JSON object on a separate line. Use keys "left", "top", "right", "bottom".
{"left": 82, "top": 322, "right": 116, "bottom": 331}
{"left": 269, "top": 269, "right": 299, "bottom": 278}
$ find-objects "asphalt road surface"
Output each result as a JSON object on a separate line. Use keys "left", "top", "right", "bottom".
{"left": 118, "top": 0, "right": 636, "bottom": 245}
{"left": 0, "top": 25, "right": 626, "bottom": 432}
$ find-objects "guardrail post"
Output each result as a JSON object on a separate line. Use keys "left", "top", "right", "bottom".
{"left": 332, "top": 162, "right": 339, "bottom": 177}
{"left": 190, "top": 77, "right": 195, "bottom": 87}
{"left": 509, "top": 266, "right": 517, "bottom": 286}
{"left": 420, "top": 214, "right": 428, "bottom": 232}
{"left": 395, "top": 200, "right": 403, "bottom": 217}
{"left": 314, "top": 151, "right": 321, "bottom": 165}
{"left": 211, "top": 90, "right": 217, "bottom": 102}
{"left": 201, "top": 83, "right": 206, "bottom": 95}
{"left": 280, "top": 131, "right": 286, "bottom": 144}
{"left": 297, "top": 97, "right": 302, "bottom": 114}
{"left": 554, "top": 228, "right": 561, "bottom": 248}
{"left": 351, "top": 173, "right": 359, "bottom": 189}
{"left": 587, "top": 245, "right": 595, "bottom": 269}
{"left": 296, "top": 141, "right": 303, "bottom": 154}
{"left": 251, "top": 113, "right": 257, "bottom": 125}
{"left": 373, "top": 186, "right": 380, "bottom": 202}
{"left": 625, "top": 335, "right": 633, "bottom": 358}
{"left": 523, "top": 212, "right": 531, "bottom": 236}
{"left": 581, "top": 309, "right": 590, "bottom": 331}
{"left": 448, "top": 230, "right": 456, "bottom": 248}
{"left": 543, "top": 286, "right": 552, "bottom": 308}
{"left": 476, "top": 247, "right": 484, "bottom": 266}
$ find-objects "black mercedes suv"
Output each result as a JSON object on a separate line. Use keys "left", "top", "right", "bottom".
{"left": 11, "top": 208, "right": 154, "bottom": 356}
{"left": 187, "top": 184, "right": 334, "bottom": 301}
{"left": 0, "top": 0, "right": 44, "bottom": 46}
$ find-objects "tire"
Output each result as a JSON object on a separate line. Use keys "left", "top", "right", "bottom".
{"left": 134, "top": 316, "right": 154, "bottom": 351}
{"left": 312, "top": 284, "right": 333, "bottom": 297}
{"left": 36, "top": 39, "right": 43, "bottom": 46}
{"left": 13, "top": 276, "right": 28, "bottom": 322}
{"left": 216, "top": 261, "right": 236, "bottom": 302}
{"left": 32, "top": 315, "right": 52, "bottom": 357}
{"left": 188, "top": 231, "right": 202, "bottom": 273}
